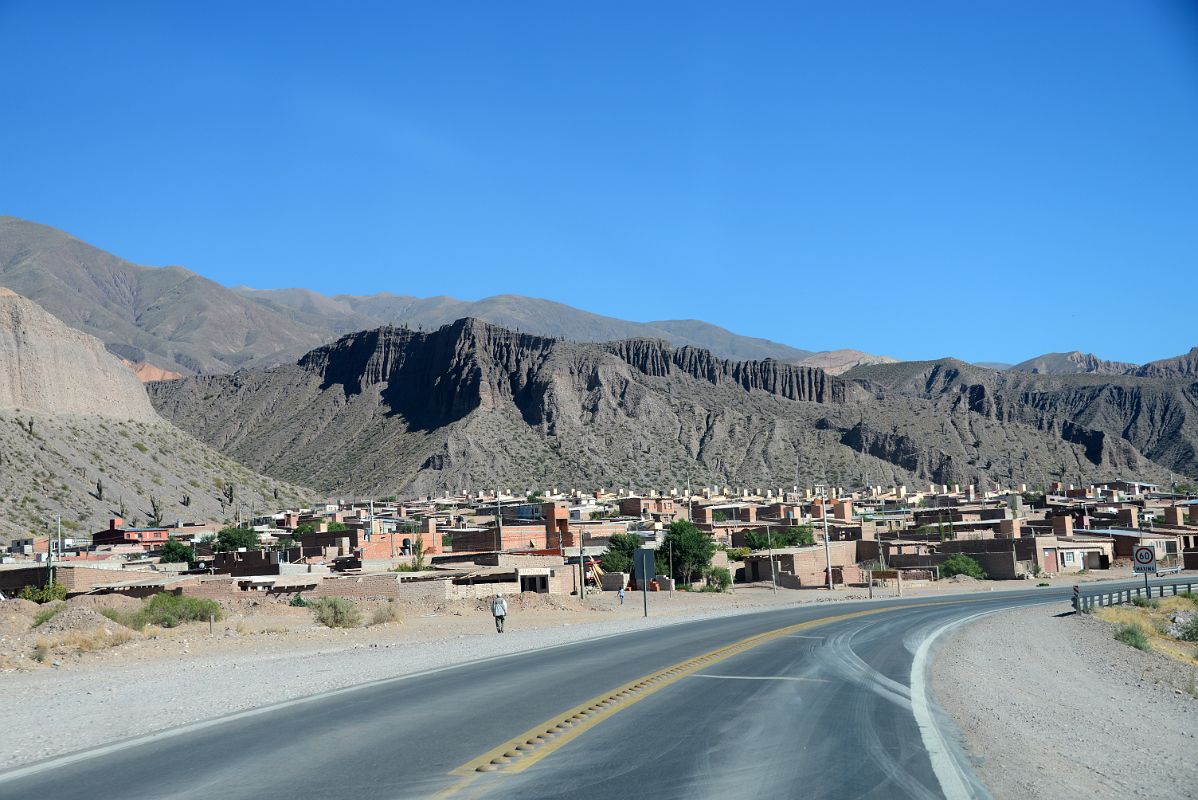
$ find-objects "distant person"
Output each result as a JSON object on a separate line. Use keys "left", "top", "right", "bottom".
{"left": 617, "top": 586, "right": 625, "bottom": 605}
{"left": 490, "top": 594, "right": 508, "bottom": 633}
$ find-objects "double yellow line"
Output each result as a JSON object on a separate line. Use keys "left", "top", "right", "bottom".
{"left": 433, "top": 603, "right": 909, "bottom": 798}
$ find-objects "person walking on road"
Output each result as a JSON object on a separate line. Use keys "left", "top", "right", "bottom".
{"left": 617, "top": 586, "right": 625, "bottom": 605}
{"left": 490, "top": 594, "right": 508, "bottom": 633}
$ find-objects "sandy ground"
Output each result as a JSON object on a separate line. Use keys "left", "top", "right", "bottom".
{"left": 933, "top": 605, "right": 1198, "bottom": 799}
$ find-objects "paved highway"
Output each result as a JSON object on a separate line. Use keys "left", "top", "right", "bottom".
{"left": 0, "top": 581, "right": 1167, "bottom": 800}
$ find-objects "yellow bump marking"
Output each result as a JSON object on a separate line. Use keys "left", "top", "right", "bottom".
{"left": 444, "top": 605, "right": 899, "bottom": 788}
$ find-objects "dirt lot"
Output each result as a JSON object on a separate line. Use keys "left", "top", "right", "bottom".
{"left": 933, "top": 604, "right": 1198, "bottom": 799}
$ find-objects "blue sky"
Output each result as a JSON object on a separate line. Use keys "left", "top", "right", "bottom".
{"left": 1, "top": 1, "right": 1196, "bottom": 364}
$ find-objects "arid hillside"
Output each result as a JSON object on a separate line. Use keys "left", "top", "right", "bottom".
{"left": 0, "top": 290, "right": 308, "bottom": 538}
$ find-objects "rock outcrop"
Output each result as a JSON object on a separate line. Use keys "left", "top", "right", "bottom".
{"left": 0, "top": 288, "right": 158, "bottom": 421}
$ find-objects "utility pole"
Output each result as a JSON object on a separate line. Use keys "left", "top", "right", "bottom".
{"left": 495, "top": 486, "right": 502, "bottom": 552}
{"left": 579, "top": 529, "right": 586, "bottom": 600}
{"left": 668, "top": 537, "right": 674, "bottom": 597}
{"left": 820, "top": 483, "right": 833, "bottom": 591}
{"left": 46, "top": 516, "right": 54, "bottom": 589}
{"left": 767, "top": 525, "right": 777, "bottom": 594}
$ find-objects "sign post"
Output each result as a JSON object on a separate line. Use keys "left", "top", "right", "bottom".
{"left": 1133, "top": 545, "right": 1157, "bottom": 599}
{"left": 635, "top": 548, "right": 655, "bottom": 618}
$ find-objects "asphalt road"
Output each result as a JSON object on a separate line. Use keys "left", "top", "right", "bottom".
{"left": 0, "top": 580, "right": 1172, "bottom": 800}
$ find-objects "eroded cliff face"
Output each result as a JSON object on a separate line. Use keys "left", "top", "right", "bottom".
{"left": 0, "top": 288, "right": 159, "bottom": 422}
{"left": 149, "top": 318, "right": 1173, "bottom": 494}
{"left": 846, "top": 358, "right": 1196, "bottom": 478}
{"left": 604, "top": 339, "right": 855, "bottom": 403}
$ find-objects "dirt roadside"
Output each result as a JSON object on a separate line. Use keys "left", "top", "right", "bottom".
{"left": 932, "top": 605, "right": 1198, "bottom": 799}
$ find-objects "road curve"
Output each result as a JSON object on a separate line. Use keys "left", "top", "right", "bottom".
{"left": 0, "top": 582, "right": 1152, "bottom": 800}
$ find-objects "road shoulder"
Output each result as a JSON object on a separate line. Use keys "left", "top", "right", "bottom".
{"left": 932, "top": 605, "right": 1198, "bottom": 799}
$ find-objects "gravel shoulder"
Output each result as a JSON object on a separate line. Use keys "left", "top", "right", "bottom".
{"left": 932, "top": 605, "right": 1198, "bottom": 799}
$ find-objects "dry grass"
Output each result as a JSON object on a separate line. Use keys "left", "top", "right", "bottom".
{"left": 369, "top": 600, "right": 401, "bottom": 626}
{"left": 31, "top": 626, "right": 134, "bottom": 661}
{"left": 1096, "top": 599, "right": 1198, "bottom": 667}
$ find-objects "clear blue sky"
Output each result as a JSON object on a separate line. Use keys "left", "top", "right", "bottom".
{"left": 2, "top": 1, "right": 1196, "bottom": 364}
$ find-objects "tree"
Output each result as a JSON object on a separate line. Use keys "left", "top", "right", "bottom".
{"left": 412, "top": 534, "right": 427, "bottom": 570}
{"left": 662, "top": 520, "right": 716, "bottom": 585}
{"left": 95, "top": 478, "right": 104, "bottom": 501}
{"left": 158, "top": 538, "right": 193, "bottom": 564}
{"left": 213, "top": 526, "right": 260, "bottom": 552}
{"left": 527, "top": 491, "right": 544, "bottom": 504}
{"left": 600, "top": 533, "right": 641, "bottom": 573}
{"left": 294, "top": 523, "right": 316, "bottom": 535}
{"left": 327, "top": 521, "right": 349, "bottom": 533}
{"left": 941, "top": 554, "right": 987, "bottom": 579}
{"left": 743, "top": 525, "right": 814, "bottom": 551}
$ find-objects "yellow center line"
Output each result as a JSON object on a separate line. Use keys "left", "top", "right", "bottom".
{"left": 432, "top": 594, "right": 1025, "bottom": 798}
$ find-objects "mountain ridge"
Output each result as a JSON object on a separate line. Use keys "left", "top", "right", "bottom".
{"left": 148, "top": 318, "right": 1170, "bottom": 495}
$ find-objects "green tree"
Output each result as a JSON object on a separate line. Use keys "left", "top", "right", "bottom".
{"left": 940, "top": 554, "right": 987, "bottom": 579}
{"left": 294, "top": 523, "right": 316, "bottom": 535}
{"left": 662, "top": 520, "right": 716, "bottom": 585}
{"left": 213, "top": 527, "right": 260, "bottom": 552}
{"left": 600, "top": 533, "right": 641, "bottom": 573}
{"left": 744, "top": 525, "right": 815, "bottom": 551}
{"left": 327, "top": 521, "right": 349, "bottom": 533}
{"left": 158, "top": 538, "right": 193, "bottom": 564}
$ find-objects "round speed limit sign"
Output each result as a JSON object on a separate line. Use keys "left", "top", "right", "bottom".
{"left": 1133, "top": 545, "right": 1156, "bottom": 573}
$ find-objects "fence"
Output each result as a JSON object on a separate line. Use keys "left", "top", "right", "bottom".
{"left": 1072, "top": 580, "right": 1196, "bottom": 612}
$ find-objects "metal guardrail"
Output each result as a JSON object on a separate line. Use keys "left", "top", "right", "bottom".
{"left": 1072, "top": 580, "right": 1196, "bottom": 612}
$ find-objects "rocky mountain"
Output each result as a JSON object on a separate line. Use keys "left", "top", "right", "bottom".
{"left": 148, "top": 318, "right": 1169, "bottom": 496}
{"left": 0, "top": 216, "right": 839, "bottom": 376}
{"left": 0, "top": 289, "right": 308, "bottom": 538}
{"left": 845, "top": 359, "right": 1198, "bottom": 481}
{"left": 1009, "top": 351, "right": 1136, "bottom": 376}
{"left": 1134, "top": 347, "right": 1198, "bottom": 380}
{"left": 0, "top": 217, "right": 329, "bottom": 376}
{"left": 795, "top": 349, "right": 898, "bottom": 376}
{"left": 235, "top": 288, "right": 819, "bottom": 364}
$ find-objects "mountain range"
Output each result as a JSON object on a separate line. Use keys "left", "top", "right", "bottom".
{"left": 2, "top": 215, "right": 1196, "bottom": 500}
{"left": 0, "top": 216, "right": 892, "bottom": 378}
{"left": 147, "top": 318, "right": 1174, "bottom": 496}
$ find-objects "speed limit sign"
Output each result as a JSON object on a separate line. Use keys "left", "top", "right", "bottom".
{"left": 1133, "top": 545, "right": 1157, "bottom": 574}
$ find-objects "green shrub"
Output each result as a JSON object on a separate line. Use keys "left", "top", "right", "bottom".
{"left": 1114, "top": 623, "right": 1150, "bottom": 651}
{"left": 1178, "top": 591, "right": 1198, "bottom": 605}
{"left": 18, "top": 582, "right": 68, "bottom": 603}
{"left": 101, "top": 593, "right": 221, "bottom": 630}
{"left": 940, "top": 554, "right": 988, "bottom": 580}
{"left": 31, "top": 604, "right": 65, "bottom": 628}
{"left": 312, "top": 597, "right": 361, "bottom": 628}
{"left": 705, "top": 566, "right": 732, "bottom": 592}
{"left": 289, "top": 594, "right": 308, "bottom": 607}
{"left": 1179, "top": 618, "right": 1198, "bottom": 643}
{"left": 1131, "top": 596, "right": 1158, "bottom": 609}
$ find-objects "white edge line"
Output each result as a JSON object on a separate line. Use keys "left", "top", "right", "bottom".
{"left": 0, "top": 593, "right": 1065, "bottom": 785}
{"left": 910, "top": 599, "right": 1057, "bottom": 800}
